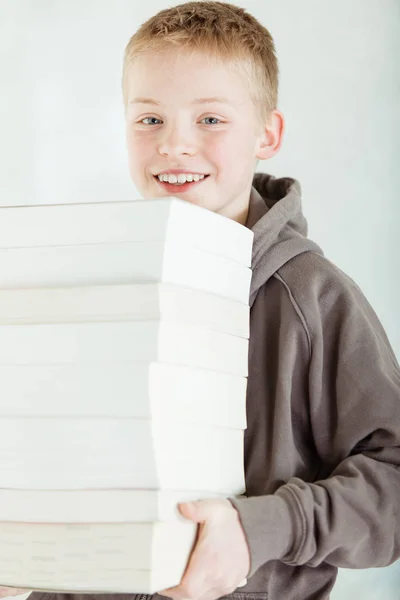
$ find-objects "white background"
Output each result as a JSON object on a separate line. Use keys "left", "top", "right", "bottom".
{"left": 1, "top": 1, "right": 399, "bottom": 598}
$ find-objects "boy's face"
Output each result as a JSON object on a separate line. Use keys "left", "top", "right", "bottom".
{"left": 125, "top": 49, "right": 281, "bottom": 224}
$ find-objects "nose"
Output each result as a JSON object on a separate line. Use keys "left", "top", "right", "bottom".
{"left": 158, "top": 122, "right": 196, "bottom": 158}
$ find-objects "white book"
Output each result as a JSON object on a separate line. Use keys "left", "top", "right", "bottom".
{"left": 0, "top": 419, "right": 245, "bottom": 493}
{"left": 0, "top": 321, "right": 249, "bottom": 376}
{"left": 0, "top": 198, "right": 254, "bottom": 267}
{"left": 0, "top": 241, "right": 252, "bottom": 304}
{"left": 0, "top": 520, "right": 200, "bottom": 594}
{"left": 0, "top": 362, "right": 247, "bottom": 430}
{"left": 0, "top": 488, "right": 226, "bottom": 523}
{"left": 0, "top": 282, "right": 250, "bottom": 338}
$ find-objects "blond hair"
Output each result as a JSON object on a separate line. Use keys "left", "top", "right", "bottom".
{"left": 122, "top": 0, "right": 279, "bottom": 129}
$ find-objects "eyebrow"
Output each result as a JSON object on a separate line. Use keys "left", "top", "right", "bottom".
{"left": 129, "top": 96, "right": 232, "bottom": 106}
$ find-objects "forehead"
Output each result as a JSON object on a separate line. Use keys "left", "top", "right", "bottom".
{"left": 126, "top": 49, "right": 251, "bottom": 109}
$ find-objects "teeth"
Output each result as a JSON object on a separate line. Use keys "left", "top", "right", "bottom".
{"left": 157, "top": 173, "right": 206, "bottom": 184}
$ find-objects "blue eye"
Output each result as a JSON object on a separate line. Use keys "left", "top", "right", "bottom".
{"left": 141, "top": 117, "right": 162, "bottom": 125}
{"left": 140, "top": 116, "right": 222, "bottom": 125}
{"left": 202, "top": 117, "right": 221, "bottom": 125}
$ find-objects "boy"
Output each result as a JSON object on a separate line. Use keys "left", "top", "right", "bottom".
{"left": 17, "top": 2, "right": 400, "bottom": 600}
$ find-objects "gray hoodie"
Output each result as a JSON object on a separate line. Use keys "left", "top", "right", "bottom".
{"left": 28, "top": 172, "right": 400, "bottom": 600}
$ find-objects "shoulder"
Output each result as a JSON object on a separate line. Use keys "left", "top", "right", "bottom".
{"left": 276, "top": 250, "right": 367, "bottom": 312}
{"left": 274, "top": 250, "right": 383, "bottom": 343}
{"left": 279, "top": 250, "right": 359, "bottom": 296}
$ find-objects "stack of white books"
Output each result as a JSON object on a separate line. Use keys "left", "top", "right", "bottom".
{"left": 0, "top": 198, "right": 253, "bottom": 595}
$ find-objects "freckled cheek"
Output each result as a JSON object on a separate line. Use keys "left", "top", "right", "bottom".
{"left": 127, "top": 139, "right": 152, "bottom": 179}
{"left": 214, "top": 151, "right": 236, "bottom": 180}
{"left": 203, "top": 144, "right": 225, "bottom": 178}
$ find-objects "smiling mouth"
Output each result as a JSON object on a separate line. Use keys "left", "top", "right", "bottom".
{"left": 153, "top": 175, "right": 210, "bottom": 188}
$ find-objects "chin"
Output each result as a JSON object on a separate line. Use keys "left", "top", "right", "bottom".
{"left": 181, "top": 195, "right": 215, "bottom": 210}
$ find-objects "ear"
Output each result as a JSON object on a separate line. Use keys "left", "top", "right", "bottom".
{"left": 255, "top": 109, "right": 285, "bottom": 161}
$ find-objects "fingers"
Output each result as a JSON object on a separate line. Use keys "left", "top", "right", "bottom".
{"left": 0, "top": 588, "right": 32, "bottom": 598}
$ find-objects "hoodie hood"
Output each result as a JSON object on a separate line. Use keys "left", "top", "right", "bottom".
{"left": 247, "top": 172, "right": 324, "bottom": 307}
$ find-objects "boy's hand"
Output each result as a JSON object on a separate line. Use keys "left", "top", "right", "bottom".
{"left": 0, "top": 588, "right": 32, "bottom": 598}
{"left": 158, "top": 498, "right": 250, "bottom": 600}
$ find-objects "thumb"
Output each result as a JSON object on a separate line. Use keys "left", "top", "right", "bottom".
{"left": 178, "top": 500, "right": 210, "bottom": 523}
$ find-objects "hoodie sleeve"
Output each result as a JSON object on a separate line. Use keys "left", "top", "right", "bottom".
{"left": 229, "top": 255, "right": 400, "bottom": 578}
